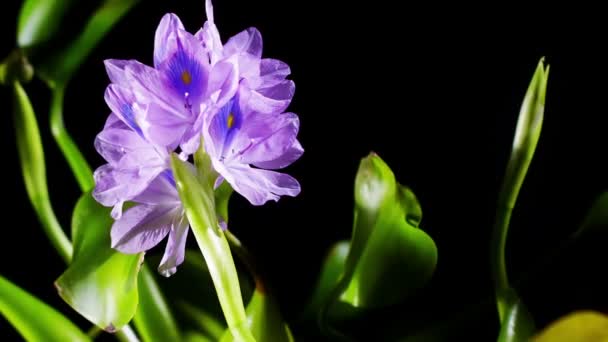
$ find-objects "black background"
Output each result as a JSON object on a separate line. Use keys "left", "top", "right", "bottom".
{"left": 2, "top": 1, "right": 608, "bottom": 340}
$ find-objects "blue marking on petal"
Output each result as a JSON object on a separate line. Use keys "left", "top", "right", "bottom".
{"left": 215, "top": 98, "right": 244, "bottom": 160}
{"left": 121, "top": 103, "right": 143, "bottom": 136}
{"left": 165, "top": 37, "right": 205, "bottom": 101}
{"left": 161, "top": 169, "right": 176, "bottom": 188}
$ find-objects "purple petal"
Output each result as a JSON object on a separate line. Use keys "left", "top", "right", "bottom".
{"left": 133, "top": 172, "right": 180, "bottom": 206}
{"left": 253, "top": 139, "right": 303, "bottom": 169}
{"left": 196, "top": 20, "right": 223, "bottom": 64}
{"left": 103, "top": 113, "right": 126, "bottom": 130}
{"left": 93, "top": 164, "right": 127, "bottom": 207}
{"left": 216, "top": 162, "right": 300, "bottom": 205}
{"left": 259, "top": 58, "right": 291, "bottom": 87}
{"left": 154, "top": 13, "right": 185, "bottom": 68}
{"left": 224, "top": 27, "right": 263, "bottom": 59}
{"left": 206, "top": 58, "right": 239, "bottom": 109}
{"left": 157, "top": 215, "right": 189, "bottom": 277}
{"left": 141, "top": 102, "right": 190, "bottom": 149}
{"left": 104, "top": 59, "right": 135, "bottom": 85}
{"left": 121, "top": 60, "right": 188, "bottom": 120}
{"left": 238, "top": 112, "right": 300, "bottom": 166}
{"left": 240, "top": 80, "right": 295, "bottom": 114}
{"left": 111, "top": 204, "right": 179, "bottom": 253}
{"left": 104, "top": 85, "right": 144, "bottom": 136}
{"left": 93, "top": 163, "right": 165, "bottom": 215}
{"left": 94, "top": 127, "right": 150, "bottom": 165}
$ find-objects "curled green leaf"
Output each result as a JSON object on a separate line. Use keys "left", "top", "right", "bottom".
{"left": 341, "top": 153, "right": 437, "bottom": 308}
{"left": 55, "top": 192, "right": 142, "bottom": 332}
{"left": 302, "top": 240, "right": 350, "bottom": 321}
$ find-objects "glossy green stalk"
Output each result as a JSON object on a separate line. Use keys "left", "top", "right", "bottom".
{"left": 491, "top": 58, "right": 549, "bottom": 319}
{"left": 12, "top": 81, "right": 72, "bottom": 262}
{"left": 50, "top": 86, "right": 94, "bottom": 191}
{"left": 171, "top": 154, "right": 255, "bottom": 341}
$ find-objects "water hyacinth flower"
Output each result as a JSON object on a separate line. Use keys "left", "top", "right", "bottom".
{"left": 104, "top": 12, "right": 238, "bottom": 155}
{"left": 92, "top": 0, "right": 303, "bottom": 275}
{"left": 198, "top": 0, "right": 295, "bottom": 115}
{"left": 205, "top": 97, "right": 302, "bottom": 205}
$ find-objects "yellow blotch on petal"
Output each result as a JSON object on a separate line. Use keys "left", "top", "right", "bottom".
{"left": 181, "top": 70, "right": 192, "bottom": 85}
{"left": 227, "top": 113, "right": 235, "bottom": 129}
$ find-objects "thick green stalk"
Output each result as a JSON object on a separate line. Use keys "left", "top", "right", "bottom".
{"left": 171, "top": 154, "right": 255, "bottom": 341}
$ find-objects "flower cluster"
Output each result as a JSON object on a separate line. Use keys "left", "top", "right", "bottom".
{"left": 93, "top": 1, "right": 302, "bottom": 276}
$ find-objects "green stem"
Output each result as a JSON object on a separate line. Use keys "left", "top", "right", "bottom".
{"left": 190, "top": 215, "right": 252, "bottom": 338}
{"left": 491, "top": 202, "right": 514, "bottom": 320}
{"left": 171, "top": 155, "right": 254, "bottom": 341}
{"left": 12, "top": 81, "right": 72, "bottom": 263}
{"left": 115, "top": 325, "right": 139, "bottom": 342}
{"left": 49, "top": 85, "right": 94, "bottom": 192}
{"left": 35, "top": 197, "right": 72, "bottom": 263}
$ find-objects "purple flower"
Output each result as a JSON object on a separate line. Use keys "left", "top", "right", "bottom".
{"left": 197, "top": 0, "right": 295, "bottom": 115}
{"left": 111, "top": 170, "right": 189, "bottom": 277}
{"left": 93, "top": 2, "right": 303, "bottom": 275}
{"left": 204, "top": 97, "right": 302, "bottom": 205}
{"left": 104, "top": 12, "right": 238, "bottom": 155}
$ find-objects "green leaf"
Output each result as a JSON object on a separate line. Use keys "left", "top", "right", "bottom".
{"left": 39, "top": 0, "right": 139, "bottom": 85}
{"left": 0, "top": 274, "right": 90, "bottom": 342}
{"left": 532, "top": 311, "right": 608, "bottom": 342}
{"left": 171, "top": 154, "right": 255, "bottom": 341}
{"left": 55, "top": 192, "right": 143, "bottom": 332}
{"left": 133, "top": 263, "right": 181, "bottom": 342}
{"left": 574, "top": 191, "right": 608, "bottom": 238}
{"left": 184, "top": 331, "right": 216, "bottom": 342}
{"left": 341, "top": 153, "right": 437, "bottom": 308}
{"left": 12, "top": 81, "right": 72, "bottom": 262}
{"left": 221, "top": 290, "right": 294, "bottom": 342}
{"left": 497, "top": 296, "right": 535, "bottom": 342}
{"left": 302, "top": 240, "right": 350, "bottom": 321}
{"left": 492, "top": 58, "right": 549, "bottom": 319}
{"left": 180, "top": 302, "right": 226, "bottom": 341}
{"left": 17, "top": 0, "right": 73, "bottom": 48}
